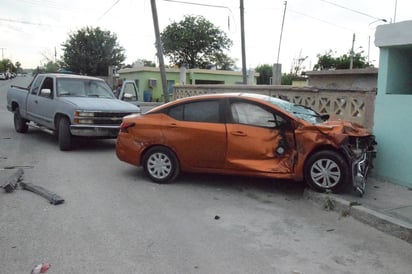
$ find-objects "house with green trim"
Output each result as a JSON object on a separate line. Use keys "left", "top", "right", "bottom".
{"left": 374, "top": 20, "right": 412, "bottom": 188}
{"left": 118, "top": 66, "right": 257, "bottom": 102}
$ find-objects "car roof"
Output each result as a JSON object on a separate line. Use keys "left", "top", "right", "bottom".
{"left": 148, "top": 92, "right": 290, "bottom": 113}
{"left": 174, "top": 92, "right": 269, "bottom": 103}
{"left": 37, "top": 73, "right": 104, "bottom": 81}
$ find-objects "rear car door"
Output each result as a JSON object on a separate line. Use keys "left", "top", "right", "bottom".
{"left": 162, "top": 99, "right": 227, "bottom": 169}
{"left": 225, "top": 99, "right": 296, "bottom": 174}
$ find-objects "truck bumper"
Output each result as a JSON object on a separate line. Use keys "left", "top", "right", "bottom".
{"left": 70, "top": 125, "right": 120, "bottom": 138}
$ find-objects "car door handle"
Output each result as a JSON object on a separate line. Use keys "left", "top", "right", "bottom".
{"left": 169, "top": 123, "right": 178, "bottom": 128}
{"left": 230, "top": 131, "right": 247, "bottom": 136}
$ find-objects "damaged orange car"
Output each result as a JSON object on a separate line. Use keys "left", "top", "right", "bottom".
{"left": 116, "top": 93, "right": 376, "bottom": 195}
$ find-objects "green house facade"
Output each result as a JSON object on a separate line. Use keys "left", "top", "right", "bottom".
{"left": 118, "top": 66, "right": 256, "bottom": 102}
{"left": 374, "top": 20, "right": 412, "bottom": 188}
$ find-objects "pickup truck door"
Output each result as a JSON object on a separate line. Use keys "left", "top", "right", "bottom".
{"left": 26, "top": 76, "right": 56, "bottom": 128}
{"left": 118, "top": 80, "right": 138, "bottom": 105}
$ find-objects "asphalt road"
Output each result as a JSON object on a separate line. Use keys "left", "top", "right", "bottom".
{"left": 1, "top": 77, "right": 411, "bottom": 274}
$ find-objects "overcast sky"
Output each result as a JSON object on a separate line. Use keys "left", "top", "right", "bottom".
{"left": 1, "top": 0, "right": 410, "bottom": 72}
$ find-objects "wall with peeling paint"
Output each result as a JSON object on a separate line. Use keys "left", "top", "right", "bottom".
{"left": 373, "top": 20, "right": 412, "bottom": 188}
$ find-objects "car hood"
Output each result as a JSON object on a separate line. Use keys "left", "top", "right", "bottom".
{"left": 59, "top": 97, "right": 140, "bottom": 112}
{"left": 314, "top": 120, "right": 372, "bottom": 136}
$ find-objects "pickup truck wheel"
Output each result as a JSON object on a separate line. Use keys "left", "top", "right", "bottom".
{"left": 14, "top": 107, "right": 28, "bottom": 133}
{"left": 303, "top": 150, "right": 350, "bottom": 193}
{"left": 58, "top": 117, "right": 72, "bottom": 151}
{"left": 142, "top": 146, "right": 180, "bottom": 183}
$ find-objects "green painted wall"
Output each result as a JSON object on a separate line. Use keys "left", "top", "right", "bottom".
{"left": 119, "top": 67, "right": 253, "bottom": 102}
{"left": 373, "top": 48, "right": 412, "bottom": 187}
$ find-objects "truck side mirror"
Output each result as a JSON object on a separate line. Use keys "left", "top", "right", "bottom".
{"left": 40, "top": 88, "right": 52, "bottom": 98}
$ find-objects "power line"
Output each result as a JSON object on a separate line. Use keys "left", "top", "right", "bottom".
{"left": 288, "top": 9, "right": 355, "bottom": 33}
{"left": 320, "top": 0, "right": 385, "bottom": 21}
{"left": 97, "top": 0, "right": 121, "bottom": 21}
{"left": 162, "top": 0, "right": 231, "bottom": 11}
{"left": 0, "top": 17, "right": 49, "bottom": 26}
{"left": 160, "top": 0, "right": 235, "bottom": 31}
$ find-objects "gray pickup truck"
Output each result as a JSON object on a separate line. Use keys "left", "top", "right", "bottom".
{"left": 7, "top": 73, "right": 140, "bottom": 150}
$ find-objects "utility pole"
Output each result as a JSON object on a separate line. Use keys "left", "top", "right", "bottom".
{"left": 240, "top": 0, "right": 247, "bottom": 84}
{"left": 350, "top": 33, "right": 355, "bottom": 69}
{"left": 150, "top": 0, "right": 169, "bottom": 102}
{"left": 394, "top": 0, "right": 397, "bottom": 23}
{"left": 0, "top": 47, "right": 5, "bottom": 59}
{"left": 272, "top": 1, "right": 287, "bottom": 85}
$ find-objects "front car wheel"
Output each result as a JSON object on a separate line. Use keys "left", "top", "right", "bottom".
{"left": 304, "top": 150, "right": 350, "bottom": 193}
{"left": 58, "top": 117, "right": 72, "bottom": 151}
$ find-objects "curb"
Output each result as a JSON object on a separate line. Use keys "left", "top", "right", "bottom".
{"left": 303, "top": 189, "right": 412, "bottom": 244}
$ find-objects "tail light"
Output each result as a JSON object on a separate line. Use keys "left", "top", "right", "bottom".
{"left": 120, "top": 122, "right": 135, "bottom": 133}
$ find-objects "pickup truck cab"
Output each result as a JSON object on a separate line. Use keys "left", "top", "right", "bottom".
{"left": 7, "top": 73, "right": 140, "bottom": 150}
{"left": 115, "top": 80, "right": 163, "bottom": 113}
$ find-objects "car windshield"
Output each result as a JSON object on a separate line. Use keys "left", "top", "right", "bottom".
{"left": 267, "top": 96, "right": 328, "bottom": 124}
{"left": 57, "top": 78, "right": 115, "bottom": 99}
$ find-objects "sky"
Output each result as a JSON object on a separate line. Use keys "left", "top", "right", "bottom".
{"left": 1, "top": 0, "right": 410, "bottom": 73}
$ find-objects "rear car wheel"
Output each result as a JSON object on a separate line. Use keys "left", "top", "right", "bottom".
{"left": 304, "top": 150, "right": 350, "bottom": 193}
{"left": 58, "top": 117, "right": 72, "bottom": 151}
{"left": 14, "top": 107, "right": 28, "bottom": 133}
{"left": 142, "top": 146, "right": 180, "bottom": 183}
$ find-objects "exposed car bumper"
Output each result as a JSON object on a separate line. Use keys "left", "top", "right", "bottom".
{"left": 70, "top": 124, "right": 120, "bottom": 137}
{"left": 343, "top": 135, "right": 377, "bottom": 196}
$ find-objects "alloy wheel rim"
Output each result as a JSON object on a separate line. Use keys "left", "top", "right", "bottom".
{"left": 310, "top": 159, "right": 341, "bottom": 188}
{"left": 147, "top": 152, "right": 172, "bottom": 179}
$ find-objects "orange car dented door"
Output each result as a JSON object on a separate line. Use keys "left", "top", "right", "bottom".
{"left": 224, "top": 99, "right": 297, "bottom": 175}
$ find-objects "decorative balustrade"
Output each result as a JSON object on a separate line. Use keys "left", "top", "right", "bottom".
{"left": 173, "top": 85, "right": 376, "bottom": 129}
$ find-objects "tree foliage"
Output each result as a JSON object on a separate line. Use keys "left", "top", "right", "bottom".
{"left": 313, "top": 49, "right": 372, "bottom": 70}
{"left": 44, "top": 61, "right": 59, "bottom": 72}
{"left": 161, "top": 15, "right": 233, "bottom": 69}
{"left": 255, "top": 64, "right": 301, "bottom": 85}
{"left": 61, "top": 27, "right": 125, "bottom": 76}
{"left": 255, "top": 64, "right": 273, "bottom": 84}
{"left": 0, "top": 59, "right": 16, "bottom": 73}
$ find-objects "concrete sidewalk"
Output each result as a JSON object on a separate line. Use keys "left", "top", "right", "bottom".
{"left": 304, "top": 177, "right": 412, "bottom": 244}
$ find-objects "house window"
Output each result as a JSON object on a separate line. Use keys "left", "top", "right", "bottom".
{"left": 386, "top": 47, "right": 412, "bottom": 95}
{"left": 167, "top": 80, "right": 175, "bottom": 94}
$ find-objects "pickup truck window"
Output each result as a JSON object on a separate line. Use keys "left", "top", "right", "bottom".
{"left": 39, "top": 77, "right": 54, "bottom": 98}
{"left": 31, "top": 75, "right": 45, "bottom": 95}
{"left": 57, "top": 78, "right": 115, "bottom": 99}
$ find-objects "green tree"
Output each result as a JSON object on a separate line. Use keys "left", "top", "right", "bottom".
{"left": 15, "top": 61, "right": 22, "bottom": 73}
{"left": 281, "top": 73, "right": 294, "bottom": 85}
{"left": 255, "top": 64, "right": 300, "bottom": 85}
{"left": 255, "top": 64, "right": 272, "bottom": 84}
{"left": 61, "top": 26, "right": 125, "bottom": 76}
{"left": 161, "top": 15, "right": 233, "bottom": 69}
{"left": 44, "top": 61, "right": 59, "bottom": 72}
{"left": 0, "top": 59, "right": 15, "bottom": 73}
{"left": 313, "top": 49, "right": 372, "bottom": 70}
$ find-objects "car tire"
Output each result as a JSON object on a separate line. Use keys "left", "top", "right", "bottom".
{"left": 14, "top": 107, "right": 28, "bottom": 133}
{"left": 58, "top": 117, "right": 72, "bottom": 151}
{"left": 303, "top": 150, "right": 350, "bottom": 193}
{"left": 142, "top": 146, "right": 180, "bottom": 183}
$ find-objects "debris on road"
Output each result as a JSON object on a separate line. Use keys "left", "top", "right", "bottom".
{"left": 31, "top": 262, "right": 51, "bottom": 274}
{"left": 20, "top": 182, "right": 64, "bottom": 205}
{"left": 1, "top": 168, "right": 23, "bottom": 193}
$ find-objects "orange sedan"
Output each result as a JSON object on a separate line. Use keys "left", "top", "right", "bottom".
{"left": 116, "top": 93, "right": 376, "bottom": 195}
